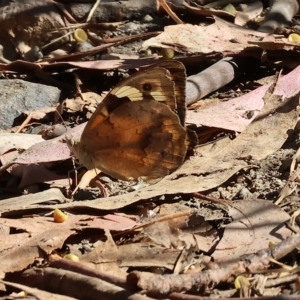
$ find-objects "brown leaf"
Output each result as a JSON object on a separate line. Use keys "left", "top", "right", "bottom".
{"left": 0, "top": 214, "right": 137, "bottom": 276}
{"left": 213, "top": 199, "right": 291, "bottom": 262}
{"left": 142, "top": 16, "right": 267, "bottom": 54}
{"left": 0, "top": 133, "right": 44, "bottom": 156}
{"left": 82, "top": 242, "right": 181, "bottom": 270}
{"left": 186, "top": 64, "right": 300, "bottom": 132}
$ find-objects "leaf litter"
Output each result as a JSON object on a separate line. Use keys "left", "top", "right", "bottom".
{"left": 0, "top": 1, "right": 300, "bottom": 299}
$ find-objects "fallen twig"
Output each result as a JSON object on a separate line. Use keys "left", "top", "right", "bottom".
{"left": 49, "top": 255, "right": 127, "bottom": 289}
{"left": 18, "top": 267, "right": 155, "bottom": 300}
{"left": 127, "top": 234, "right": 300, "bottom": 295}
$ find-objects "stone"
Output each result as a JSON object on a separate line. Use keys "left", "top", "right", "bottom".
{"left": 0, "top": 79, "right": 60, "bottom": 129}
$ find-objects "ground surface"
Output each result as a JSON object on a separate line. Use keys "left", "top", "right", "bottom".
{"left": 0, "top": 0, "right": 300, "bottom": 299}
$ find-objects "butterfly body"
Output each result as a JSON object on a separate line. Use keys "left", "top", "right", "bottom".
{"left": 67, "top": 61, "right": 197, "bottom": 187}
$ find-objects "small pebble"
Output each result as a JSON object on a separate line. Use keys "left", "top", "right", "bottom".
{"left": 238, "top": 187, "right": 253, "bottom": 199}
{"left": 76, "top": 41, "right": 93, "bottom": 52}
{"left": 142, "top": 14, "right": 153, "bottom": 23}
{"left": 120, "top": 22, "right": 140, "bottom": 34}
{"left": 24, "top": 46, "right": 43, "bottom": 62}
{"left": 42, "top": 124, "right": 67, "bottom": 139}
{"left": 100, "top": 176, "right": 112, "bottom": 183}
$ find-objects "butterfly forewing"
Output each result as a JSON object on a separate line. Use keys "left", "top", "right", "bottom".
{"left": 111, "top": 66, "right": 177, "bottom": 105}
{"left": 153, "top": 61, "right": 187, "bottom": 126}
{"left": 71, "top": 60, "right": 196, "bottom": 183}
{"left": 81, "top": 64, "right": 179, "bottom": 146}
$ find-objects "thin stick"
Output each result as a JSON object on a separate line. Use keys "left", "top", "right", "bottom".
{"left": 158, "top": 0, "right": 184, "bottom": 24}
{"left": 86, "top": 0, "right": 102, "bottom": 23}
{"left": 133, "top": 210, "right": 191, "bottom": 230}
{"left": 16, "top": 113, "right": 32, "bottom": 133}
{"left": 40, "top": 31, "right": 74, "bottom": 50}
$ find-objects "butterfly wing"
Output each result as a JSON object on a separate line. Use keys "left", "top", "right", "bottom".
{"left": 83, "top": 100, "right": 187, "bottom": 180}
{"left": 153, "top": 61, "right": 186, "bottom": 126}
{"left": 72, "top": 61, "right": 192, "bottom": 181}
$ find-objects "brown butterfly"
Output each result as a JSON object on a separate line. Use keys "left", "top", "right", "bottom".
{"left": 67, "top": 60, "right": 197, "bottom": 191}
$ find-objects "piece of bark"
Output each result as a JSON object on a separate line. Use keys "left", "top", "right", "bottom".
{"left": 2, "top": 280, "right": 77, "bottom": 300}
{"left": 186, "top": 56, "right": 259, "bottom": 105}
{"left": 50, "top": 257, "right": 127, "bottom": 289}
{"left": 186, "top": 57, "right": 238, "bottom": 105}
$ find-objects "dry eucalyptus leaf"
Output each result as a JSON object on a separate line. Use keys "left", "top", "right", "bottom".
{"left": 82, "top": 241, "right": 181, "bottom": 270}
{"left": 186, "top": 64, "right": 300, "bottom": 132}
{"left": 0, "top": 188, "right": 68, "bottom": 213}
{"left": 80, "top": 229, "right": 127, "bottom": 277}
{"left": 0, "top": 133, "right": 44, "bottom": 156}
{"left": 213, "top": 199, "right": 291, "bottom": 262}
{"left": 0, "top": 214, "right": 137, "bottom": 276}
{"left": 63, "top": 92, "right": 102, "bottom": 114}
{"left": 13, "top": 123, "right": 85, "bottom": 164}
{"left": 2, "top": 161, "right": 67, "bottom": 189}
{"left": 142, "top": 16, "right": 267, "bottom": 55}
